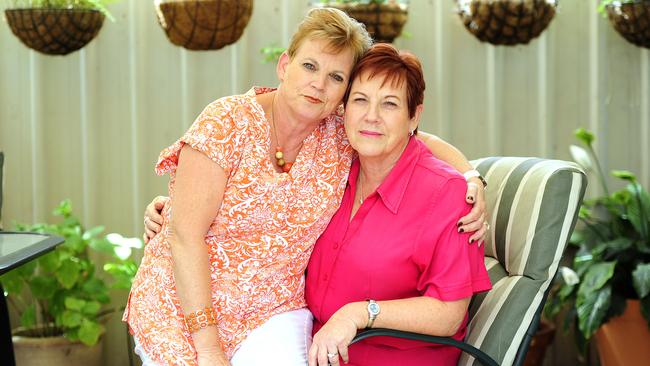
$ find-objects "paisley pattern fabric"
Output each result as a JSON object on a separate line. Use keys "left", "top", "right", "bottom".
{"left": 123, "top": 87, "right": 353, "bottom": 365}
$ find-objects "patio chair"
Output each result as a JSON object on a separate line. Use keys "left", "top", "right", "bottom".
{"left": 351, "top": 157, "right": 587, "bottom": 366}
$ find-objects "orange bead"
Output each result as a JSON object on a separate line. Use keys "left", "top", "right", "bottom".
{"left": 275, "top": 146, "right": 283, "bottom": 152}
{"left": 282, "top": 162, "right": 293, "bottom": 172}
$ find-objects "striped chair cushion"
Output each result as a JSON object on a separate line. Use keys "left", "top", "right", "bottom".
{"left": 459, "top": 157, "right": 587, "bottom": 366}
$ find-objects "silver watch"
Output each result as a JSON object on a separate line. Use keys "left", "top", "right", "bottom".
{"left": 366, "top": 300, "right": 380, "bottom": 329}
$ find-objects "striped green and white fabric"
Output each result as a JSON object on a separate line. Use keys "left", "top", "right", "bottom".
{"left": 459, "top": 157, "right": 587, "bottom": 366}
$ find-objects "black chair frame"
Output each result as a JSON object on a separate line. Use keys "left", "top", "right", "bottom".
{"left": 350, "top": 269, "right": 558, "bottom": 366}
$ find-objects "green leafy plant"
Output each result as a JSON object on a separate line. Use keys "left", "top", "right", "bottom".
{"left": 260, "top": 44, "right": 286, "bottom": 64}
{"left": 0, "top": 200, "right": 141, "bottom": 346}
{"left": 7, "top": 0, "right": 122, "bottom": 21}
{"left": 545, "top": 128, "right": 650, "bottom": 354}
{"left": 597, "top": 0, "right": 639, "bottom": 15}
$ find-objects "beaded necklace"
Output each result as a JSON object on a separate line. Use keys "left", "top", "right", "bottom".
{"left": 270, "top": 94, "right": 300, "bottom": 173}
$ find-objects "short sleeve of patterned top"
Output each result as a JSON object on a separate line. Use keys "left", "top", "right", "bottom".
{"left": 123, "top": 87, "right": 353, "bottom": 365}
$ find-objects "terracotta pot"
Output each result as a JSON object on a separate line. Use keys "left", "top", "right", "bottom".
{"left": 523, "top": 320, "right": 556, "bottom": 366}
{"left": 595, "top": 300, "right": 650, "bottom": 366}
{"left": 12, "top": 328, "right": 103, "bottom": 366}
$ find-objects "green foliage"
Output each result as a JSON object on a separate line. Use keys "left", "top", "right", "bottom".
{"left": 7, "top": 0, "right": 122, "bottom": 22}
{"left": 260, "top": 44, "right": 286, "bottom": 64}
{"left": 545, "top": 129, "right": 650, "bottom": 354}
{"left": 597, "top": 0, "right": 638, "bottom": 15}
{"left": 0, "top": 200, "right": 142, "bottom": 346}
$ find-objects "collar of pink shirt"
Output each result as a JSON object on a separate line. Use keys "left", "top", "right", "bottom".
{"left": 349, "top": 136, "right": 420, "bottom": 214}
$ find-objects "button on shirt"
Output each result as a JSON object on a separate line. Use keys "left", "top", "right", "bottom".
{"left": 306, "top": 137, "right": 492, "bottom": 366}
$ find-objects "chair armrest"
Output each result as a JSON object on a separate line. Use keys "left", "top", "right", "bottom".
{"left": 350, "top": 328, "right": 499, "bottom": 366}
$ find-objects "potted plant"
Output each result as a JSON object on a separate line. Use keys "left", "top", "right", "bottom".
{"left": 0, "top": 200, "right": 142, "bottom": 366}
{"left": 4, "top": 0, "right": 121, "bottom": 55}
{"left": 600, "top": 0, "right": 650, "bottom": 49}
{"left": 455, "top": 0, "right": 558, "bottom": 46}
{"left": 545, "top": 128, "right": 650, "bottom": 365}
{"left": 154, "top": 0, "right": 253, "bottom": 50}
{"left": 313, "top": 0, "right": 409, "bottom": 43}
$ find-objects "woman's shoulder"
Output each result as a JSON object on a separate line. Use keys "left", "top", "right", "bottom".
{"left": 204, "top": 88, "right": 265, "bottom": 116}
{"left": 413, "top": 139, "right": 466, "bottom": 188}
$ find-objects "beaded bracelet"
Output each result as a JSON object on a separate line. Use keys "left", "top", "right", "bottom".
{"left": 184, "top": 307, "right": 217, "bottom": 333}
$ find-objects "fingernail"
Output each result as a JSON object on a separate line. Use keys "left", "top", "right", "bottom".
{"left": 458, "top": 228, "right": 464, "bottom": 233}
{"left": 457, "top": 221, "right": 463, "bottom": 227}
{"left": 467, "top": 196, "right": 474, "bottom": 202}
{"left": 470, "top": 239, "right": 474, "bottom": 243}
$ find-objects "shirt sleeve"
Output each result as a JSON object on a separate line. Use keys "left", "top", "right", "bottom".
{"left": 155, "top": 97, "right": 246, "bottom": 176}
{"left": 414, "top": 177, "right": 492, "bottom": 302}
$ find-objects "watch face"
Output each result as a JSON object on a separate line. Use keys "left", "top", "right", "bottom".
{"left": 368, "top": 302, "right": 380, "bottom": 315}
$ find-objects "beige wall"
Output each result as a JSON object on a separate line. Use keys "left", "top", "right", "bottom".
{"left": 1, "top": 0, "right": 649, "bottom": 365}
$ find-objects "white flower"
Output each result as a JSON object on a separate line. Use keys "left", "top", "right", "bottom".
{"left": 560, "top": 266, "right": 580, "bottom": 286}
{"left": 569, "top": 145, "right": 593, "bottom": 172}
{"left": 106, "top": 233, "right": 143, "bottom": 260}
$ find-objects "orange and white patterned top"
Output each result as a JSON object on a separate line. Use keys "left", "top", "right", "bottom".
{"left": 123, "top": 87, "right": 353, "bottom": 365}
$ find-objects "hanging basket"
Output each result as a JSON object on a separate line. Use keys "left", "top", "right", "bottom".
{"left": 4, "top": 8, "right": 105, "bottom": 55}
{"left": 456, "top": 0, "right": 557, "bottom": 46}
{"left": 606, "top": 1, "right": 650, "bottom": 49}
{"left": 155, "top": 0, "right": 253, "bottom": 51}
{"left": 315, "top": 2, "right": 409, "bottom": 43}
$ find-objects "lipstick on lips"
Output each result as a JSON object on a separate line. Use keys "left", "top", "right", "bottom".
{"left": 360, "top": 130, "right": 382, "bottom": 137}
{"left": 304, "top": 95, "right": 322, "bottom": 104}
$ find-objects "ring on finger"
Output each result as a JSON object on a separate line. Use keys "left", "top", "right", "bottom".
{"left": 327, "top": 352, "right": 338, "bottom": 359}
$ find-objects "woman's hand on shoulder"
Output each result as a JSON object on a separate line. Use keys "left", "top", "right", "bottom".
{"left": 308, "top": 304, "right": 365, "bottom": 366}
{"left": 458, "top": 178, "right": 488, "bottom": 246}
{"left": 143, "top": 196, "right": 169, "bottom": 243}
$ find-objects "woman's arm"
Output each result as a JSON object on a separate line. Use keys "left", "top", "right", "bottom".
{"left": 416, "top": 132, "right": 472, "bottom": 173}
{"left": 308, "top": 296, "right": 470, "bottom": 366}
{"left": 416, "top": 131, "right": 488, "bottom": 245}
{"left": 169, "top": 145, "right": 230, "bottom": 366}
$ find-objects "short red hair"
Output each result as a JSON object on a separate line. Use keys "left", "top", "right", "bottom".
{"left": 344, "top": 43, "right": 425, "bottom": 119}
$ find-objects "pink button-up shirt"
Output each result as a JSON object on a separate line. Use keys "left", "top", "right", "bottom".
{"left": 306, "top": 137, "right": 492, "bottom": 366}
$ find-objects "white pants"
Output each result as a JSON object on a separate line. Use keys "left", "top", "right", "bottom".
{"left": 134, "top": 308, "right": 313, "bottom": 366}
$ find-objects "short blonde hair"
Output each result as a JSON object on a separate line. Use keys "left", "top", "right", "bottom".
{"left": 287, "top": 7, "right": 372, "bottom": 65}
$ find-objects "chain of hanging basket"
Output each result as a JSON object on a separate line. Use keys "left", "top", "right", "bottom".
{"left": 315, "top": 2, "right": 408, "bottom": 43}
{"left": 456, "top": 0, "right": 557, "bottom": 46}
{"left": 4, "top": 8, "right": 105, "bottom": 55}
{"left": 155, "top": 0, "right": 253, "bottom": 51}
{"left": 606, "top": 1, "right": 650, "bottom": 49}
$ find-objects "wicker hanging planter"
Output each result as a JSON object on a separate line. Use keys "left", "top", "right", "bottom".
{"left": 456, "top": 0, "right": 557, "bottom": 46}
{"left": 606, "top": 1, "right": 650, "bottom": 49}
{"left": 155, "top": 0, "right": 253, "bottom": 51}
{"left": 4, "top": 8, "right": 104, "bottom": 55}
{"left": 314, "top": 1, "right": 409, "bottom": 43}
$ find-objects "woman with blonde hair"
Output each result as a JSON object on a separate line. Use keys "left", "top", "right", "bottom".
{"left": 133, "top": 7, "right": 488, "bottom": 366}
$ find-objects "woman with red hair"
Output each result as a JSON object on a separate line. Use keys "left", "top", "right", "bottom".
{"left": 306, "top": 43, "right": 492, "bottom": 366}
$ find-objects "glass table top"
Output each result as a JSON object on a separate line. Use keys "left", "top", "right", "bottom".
{"left": 0, "top": 232, "right": 64, "bottom": 275}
